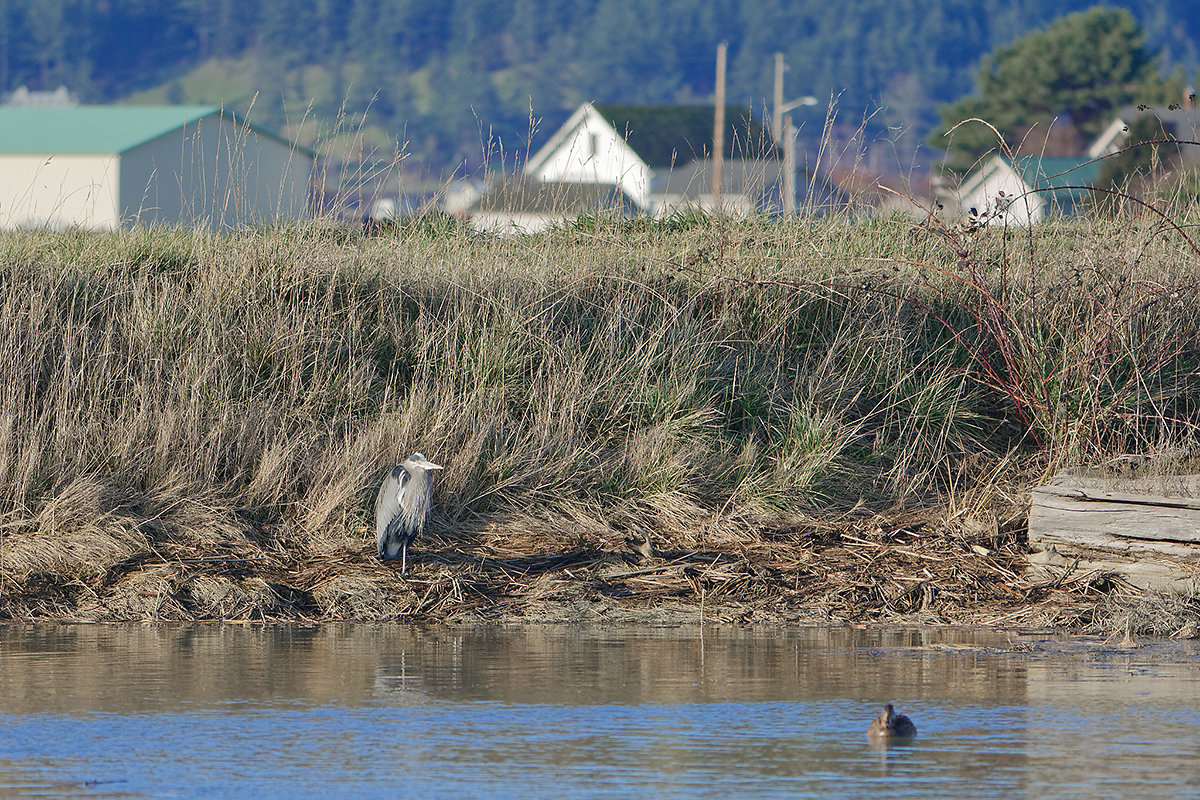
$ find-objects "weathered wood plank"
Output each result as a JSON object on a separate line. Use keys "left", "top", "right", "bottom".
{"left": 1029, "top": 493, "right": 1200, "bottom": 544}
{"left": 1028, "top": 471, "right": 1200, "bottom": 592}
{"left": 1026, "top": 546, "right": 1200, "bottom": 594}
{"left": 1029, "top": 520, "right": 1200, "bottom": 556}
{"left": 1034, "top": 472, "right": 1200, "bottom": 507}
{"left": 1030, "top": 472, "right": 1200, "bottom": 544}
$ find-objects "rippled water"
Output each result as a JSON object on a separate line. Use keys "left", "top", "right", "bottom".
{"left": 1, "top": 624, "right": 1198, "bottom": 798}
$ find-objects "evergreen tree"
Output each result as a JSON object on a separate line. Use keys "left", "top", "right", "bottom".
{"left": 22, "top": 0, "right": 65, "bottom": 88}
{"left": 930, "top": 8, "right": 1175, "bottom": 170}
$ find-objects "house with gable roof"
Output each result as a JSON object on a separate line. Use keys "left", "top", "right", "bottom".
{"left": 1087, "top": 104, "right": 1200, "bottom": 159}
{"left": 956, "top": 101, "right": 1200, "bottom": 227}
{"left": 0, "top": 105, "right": 313, "bottom": 230}
{"left": 523, "top": 102, "right": 779, "bottom": 215}
{"left": 956, "top": 154, "right": 1101, "bottom": 226}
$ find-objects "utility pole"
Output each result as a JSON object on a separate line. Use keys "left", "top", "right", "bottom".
{"left": 773, "top": 52, "right": 785, "bottom": 141}
{"left": 782, "top": 115, "right": 796, "bottom": 215}
{"left": 771, "top": 52, "right": 817, "bottom": 217}
{"left": 713, "top": 41, "right": 726, "bottom": 212}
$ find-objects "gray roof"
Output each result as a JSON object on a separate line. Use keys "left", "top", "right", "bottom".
{"left": 651, "top": 158, "right": 850, "bottom": 214}
{"left": 469, "top": 179, "right": 641, "bottom": 216}
{"left": 651, "top": 158, "right": 783, "bottom": 197}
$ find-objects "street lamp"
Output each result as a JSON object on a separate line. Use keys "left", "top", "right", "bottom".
{"left": 778, "top": 99, "right": 816, "bottom": 216}
{"left": 773, "top": 95, "right": 818, "bottom": 143}
{"left": 773, "top": 53, "right": 818, "bottom": 216}
{"left": 772, "top": 52, "right": 818, "bottom": 140}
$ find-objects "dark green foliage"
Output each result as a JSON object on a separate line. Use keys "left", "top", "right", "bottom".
{"left": 931, "top": 8, "right": 1184, "bottom": 169}
{"left": 594, "top": 105, "right": 779, "bottom": 166}
{"left": 1, "top": 1, "right": 1200, "bottom": 173}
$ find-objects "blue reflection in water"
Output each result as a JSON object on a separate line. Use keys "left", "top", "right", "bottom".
{"left": 0, "top": 702, "right": 962, "bottom": 798}
{"left": 0, "top": 626, "right": 1199, "bottom": 799}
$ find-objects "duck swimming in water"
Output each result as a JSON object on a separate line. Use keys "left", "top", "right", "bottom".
{"left": 867, "top": 704, "right": 917, "bottom": 739}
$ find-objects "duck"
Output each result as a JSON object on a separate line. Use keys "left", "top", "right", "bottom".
{"left": 867, "top": 703, "right": 917, "bottom": 739}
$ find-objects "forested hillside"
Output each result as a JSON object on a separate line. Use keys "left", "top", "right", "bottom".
{"left": 3, "top": 0, "right": 1200, "bottom": 174}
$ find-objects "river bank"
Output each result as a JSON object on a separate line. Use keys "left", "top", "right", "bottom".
{"left": 0, "top": 215, "right": 1197, "bottom": 631}
{"left": 0, "top": 491, "right": 1131, "bottom": 630}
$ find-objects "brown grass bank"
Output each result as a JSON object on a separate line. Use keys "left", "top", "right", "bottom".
{"left": 0, "top": 212, "right": 1197, "bottom": 632}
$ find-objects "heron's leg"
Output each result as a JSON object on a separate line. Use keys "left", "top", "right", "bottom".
{"left": 401, "top": 540, "right": 408, "bottom": 574}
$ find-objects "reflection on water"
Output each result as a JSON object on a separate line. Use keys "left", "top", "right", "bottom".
{"left": 0, "top": 625, "right": 1198, "bottom": 798}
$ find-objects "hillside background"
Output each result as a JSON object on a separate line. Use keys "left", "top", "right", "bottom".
{"left": 4, "top": 0, "right": 1200, "bottom": 182}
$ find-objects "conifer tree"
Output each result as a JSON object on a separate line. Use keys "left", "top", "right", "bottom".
{"left": 930, "top": 8, "right": 1179, "bottom": 170}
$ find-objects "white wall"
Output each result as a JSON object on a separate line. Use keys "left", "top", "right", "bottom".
{"left": 958, "top": 160, "right": 1044, "bottom": 226}
{"left": 468, "top": 211, "right": 559, "bottom": 235}
{"left": 527, "top": 107, "right": 650, "bottom": 208}
{"left": 0, "top": 154, "right": 119, "bottom": 230}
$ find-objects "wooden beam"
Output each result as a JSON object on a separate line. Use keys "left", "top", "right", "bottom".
{"left": 1028, "top": 470, "right": 1200, "bottom": 592}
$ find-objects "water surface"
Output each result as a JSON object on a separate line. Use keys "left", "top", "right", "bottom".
{"left": 1, "top": 624, "right": 1198, "bottom": 798}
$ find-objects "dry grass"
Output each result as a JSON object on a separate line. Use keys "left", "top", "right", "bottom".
{"left": 0, "top": 210, "right": 1196, "bottom": 629}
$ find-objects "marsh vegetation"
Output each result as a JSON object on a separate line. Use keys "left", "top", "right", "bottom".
{"left": 0, "top": 208, "right": 1197, "bottom": 628}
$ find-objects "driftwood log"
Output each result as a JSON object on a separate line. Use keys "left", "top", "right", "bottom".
{"left": 1028, "top": 471, "right": 1200, "bottom": 593}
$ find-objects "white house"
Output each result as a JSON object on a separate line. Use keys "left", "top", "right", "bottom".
{"left": 0, "top": 105, "right": 313, "bottom": 230}
{"left": 956, "top": 155, "right": 1100, "bottom": 226}
{"left": 4, "top": 85, "right": 76, "bottom": 107}
{"left": 524, "top": 103, "right": 652, "bottom": 208}
{"left": 524, "top": 103, "right": 778, "bottom": 214}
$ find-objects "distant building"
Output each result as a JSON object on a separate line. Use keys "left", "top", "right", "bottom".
{"left": 441, "top": 179, "right": 482, "bottom": 216}
{"left": 0, "top": 105, "right": 313, "bottom": 230}
{"left": 523, "top": 102, "right": 779, "bottom": 214}
{"left": 650, "top": 157, "right": 783, "bottom": 216}
{"left": 648, "top": 157, "right": 850, "bottom": 217}
{"left": 465, "top": 178, "right": 640, "bottom": 234}
{"left": 956, "top": 155, "right": 1100, "bottom": 226}
{"left": 1088, "top": 104, "right": 1200, "bottom": 159}
{"left": 4, "top": 85, "right": 76, "bottom": 107}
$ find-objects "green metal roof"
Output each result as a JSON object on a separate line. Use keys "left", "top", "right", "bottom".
{"left": 0, "top": 105, "right": 260, "bottom": 155}
{"left": 1009, "top": 155, "right": 1103, "bottom": 213}
{"left": 1011, "top": 155, "right": 1102, "bottom": 187}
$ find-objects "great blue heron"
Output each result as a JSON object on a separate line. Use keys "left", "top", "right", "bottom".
{"left": 374, "top": 453, "right": 443, "bottom": 572}
{"left": 867, "top": 703, "right": 917, "bottom": 739}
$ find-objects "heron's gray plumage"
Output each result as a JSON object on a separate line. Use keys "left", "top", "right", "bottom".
{"left": 375, "top": 453, "right": 442, "bottom": 572}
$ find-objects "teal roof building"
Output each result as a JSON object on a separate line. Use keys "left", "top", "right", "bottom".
{"left": 0, "top": 106, "right": 313, "bottom": 230}
{"left": 957, "top": 154, "right": 1102, "bottom": 226}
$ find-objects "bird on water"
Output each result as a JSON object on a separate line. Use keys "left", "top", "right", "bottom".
{"left": 867, "top": 704, "right": 917, "bottom": 739}
{"left": 374, "top": 453, "right": 443, "bottom": 572}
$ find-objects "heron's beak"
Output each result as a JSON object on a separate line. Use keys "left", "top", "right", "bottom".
{"left": 426, "top": 462, "right": 444, "bottom": 470}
